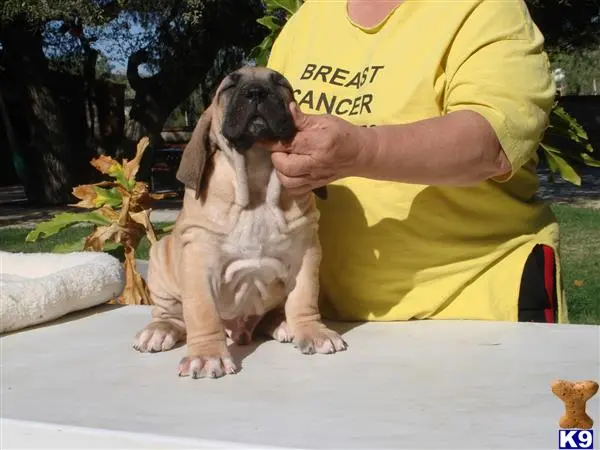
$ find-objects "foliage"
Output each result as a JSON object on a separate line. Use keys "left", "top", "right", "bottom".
{"left": 250, "top": 0, "right": 600, "bottom": 186}
{"left": 1, "top": 0, "right": 267, "bottom": 204}
{"left": 549, "top": 48, "right": 600, "bottom": 96}
{"left": 0, "top": 0, "right": 115, "bottom": 25}
{"left": 526, "top": 0, "right": 600, "bottom": 52}
{"left": 539, "top": 105, "right": 600, "bottom": 185}
{"left": 247, "top": 0, "right": 300, "bottom": 66}
{"left": 25, "top": 137, "right": 176, "bottom": 305}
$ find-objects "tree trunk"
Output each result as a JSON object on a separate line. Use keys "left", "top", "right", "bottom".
{"left": 123, "top": 50, "right": 200, "bottom": 182}
{"left": 0, "top": 17, "right": 93, "bottom": 205}
{"left": 25, "top": 83, "right": 78, "bottom": 204}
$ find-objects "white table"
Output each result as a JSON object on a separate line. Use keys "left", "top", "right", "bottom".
{"left": 1, "top": 305, "right": 599, "bottom": 449}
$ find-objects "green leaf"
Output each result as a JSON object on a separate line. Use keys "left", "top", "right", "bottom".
{"left": 93, "top": 186, "right": 122, "bottom": 208}
{"left": 25, "top": 211, "right": 112, "bottom": 243}
{"left": 155, "top": 223, "right": 175, "bottom": 234}
{"left": 545, "top": 125, "right": 593, "bottom": 151}
{"left": 257, "top": 16, "right": 281, "bottom": 32}
{"left": 250, "top": 34, "right": 275, "bottom": 67}
{"left": 265, "top": 0, "right": 302, "bottom": 15}
{"left": 581, "top": 153, "right": 600, "bottom": 168}
{"left": 106, "top": 163, "right": 135, "bottom": 190}
{"left": 542, "top": 145, "right": 582, "bottom": 186}
{"left": 103, "top": 241, "right": 123, "bottom": 251}
{"left": 551, "top": 105, "right": 590, "bottom": 142}
{"left": 54, "top": 239, "right": 123, "bottom": 254}
{"left": 542, "top": 138, "right": 600, "bottom": 167}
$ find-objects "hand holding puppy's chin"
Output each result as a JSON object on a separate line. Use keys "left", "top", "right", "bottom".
{"left": 266, "top": 103, "right": 374, "bottom": 197}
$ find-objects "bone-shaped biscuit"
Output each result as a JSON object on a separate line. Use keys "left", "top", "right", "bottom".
{"left": 551, "top": 379, "right": 599, "bottom": 429}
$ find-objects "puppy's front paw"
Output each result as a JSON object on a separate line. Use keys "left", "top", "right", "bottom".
{"left": 133, "top": 321, "right": 184, "bottom": 353}
{"left": 292, "top": 322, "right": 347, "bottom": 355}
{"left": 177, "top": 353, "right": 238, "bottom": 379}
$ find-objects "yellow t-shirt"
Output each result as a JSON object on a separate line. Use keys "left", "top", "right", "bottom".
{"left": 267, "top": 0, "right": 567, "bottom": 323}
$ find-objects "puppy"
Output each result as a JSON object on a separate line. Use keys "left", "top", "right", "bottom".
{"left": 133, "top": 67, "right": 347, "bottom": 379}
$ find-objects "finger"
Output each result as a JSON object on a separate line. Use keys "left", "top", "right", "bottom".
{"left": 257, "top": 140, "right": 290, "bottom": 153}
{"left": 289, "top": 102, "right": 314, "bottom": 131}
{"left": 271, "top": 152, "right": 314, "bottom": 177}
{"left": 276, "top": 171, "right": 312, "bottom": 192}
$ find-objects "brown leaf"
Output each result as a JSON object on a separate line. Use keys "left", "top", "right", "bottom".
{"left": 124, "top": 137, "right": 151, "bottom": 181}
{"left": 71, "top": 185, "right": 97, "bottom": 208}
{"left": 83, "top": 224, "right": 119, "bottom": 251}
{"left": 574, "top": 280, "right": 585, "bottom": 287}
{"left": 117, "top": 248, "right": 152, "bottom": 305}
{"left": 95, "top": 205, "right": 120, "bottom": 221}
{"left": 90, "top": 155, "right": 121, "bottom": 175}
{"left": 130, "top": 210, "right": 158, "bottom": 245}
{"left": 118, "top": 195, "right": 131, "bottom": 227}
{"left": 119, "top": 222, "right": 146, "bottom": 251}
{"left": 128, "top": 182, "right": 152, "bottom": 212}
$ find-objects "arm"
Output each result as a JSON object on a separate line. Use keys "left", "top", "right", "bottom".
{"left": 356, "top": 2, "right": 555, "bottom": 186}
{"left": 354, "top": 110, "right": 509, "bottom": 186}
{"left": 268, "top": 1, "right": 554, "bottom": 194}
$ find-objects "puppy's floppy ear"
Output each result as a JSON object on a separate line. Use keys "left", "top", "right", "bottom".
{"left": 176, "top": 104, "right": 215, "bottom": 200}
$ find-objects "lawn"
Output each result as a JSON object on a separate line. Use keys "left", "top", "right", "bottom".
{"left": 551, "top": 205, "right": 600, "bottom": 325}
{"left": 0, "top": 223, "right": 172, "bottom": 261}
{"left": 1, "top": 205, "right": 598, "bottom": 325}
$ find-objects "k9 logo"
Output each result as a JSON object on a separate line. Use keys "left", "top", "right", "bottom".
{"left": 558, "top": 430, "right": 594, "bottom": 449}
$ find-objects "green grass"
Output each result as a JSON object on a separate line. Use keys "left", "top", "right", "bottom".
{"left": 0, "top": 223, "right": 173, "bottom": 261}
{"left": 0, "top": 206, "right": 598, "bottom": 324}
{"left": 552, "top": 205, "right": 600, "bottom": 325}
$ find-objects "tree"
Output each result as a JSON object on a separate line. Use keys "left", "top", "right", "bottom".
{"left": 0, "top": 1, "right": 126, "bottom": 204}
{"left": 0, "top": 0, "right": 267, "bottom": 204}
{"left": 121, "top": 1, "right": 266, "bottom": 181}
{"left": 550, "top": 48, "right": 600, "bottom": 95}
{"left": 527, "top": 0, "right": 600, "bottom": 52}
{"left": 0, "top": 15, "right": 94, "bottom": 204}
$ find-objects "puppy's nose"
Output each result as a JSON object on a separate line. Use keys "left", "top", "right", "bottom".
{"left": 245, "top": 85, "right": 268, "bottom": 103}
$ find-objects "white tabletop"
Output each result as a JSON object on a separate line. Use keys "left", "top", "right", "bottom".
{"left": 1, "top": 305, "right": 599, "bottom": 449}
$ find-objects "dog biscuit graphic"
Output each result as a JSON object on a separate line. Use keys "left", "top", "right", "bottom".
{"left": 551, "top": 379, "right": 599, "bottom": 430}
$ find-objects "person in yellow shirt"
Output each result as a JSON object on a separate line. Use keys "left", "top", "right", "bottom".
{"left": 265, "top": 0, "right": 565, "bottom": 323}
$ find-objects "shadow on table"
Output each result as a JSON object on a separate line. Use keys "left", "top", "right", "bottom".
{"left": 226, "top": 320, "right": 366, "bottom": 370}
{"left": 0, "top": 303, "right": 125, "bottom": 339}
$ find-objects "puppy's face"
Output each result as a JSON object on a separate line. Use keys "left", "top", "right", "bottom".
{"left": 176, "top": 67, "right": 324, "bottom": 201}
{"left": 214, "top": 67, "right": 296, "bottom": 150}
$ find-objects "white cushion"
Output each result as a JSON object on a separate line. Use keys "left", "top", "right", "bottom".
{"left": 0, "top": 251, "right": 124, "bottom": 334}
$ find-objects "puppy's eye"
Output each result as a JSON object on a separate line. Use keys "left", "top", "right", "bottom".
{"left": 221, "top": 83, "right": 235, "bottom": 92}
{"left": 271, "top": 72, "right": 292, "bottom": 91}
{"left": 221, "top": 73, "right": 241, "bottom": 92}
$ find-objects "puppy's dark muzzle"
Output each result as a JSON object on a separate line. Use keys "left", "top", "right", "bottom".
{"left": 221, "top": 82, "right": 295, "bottom": 150}
{"left": 245, "top": 85, "right": 269, "bottom": 103}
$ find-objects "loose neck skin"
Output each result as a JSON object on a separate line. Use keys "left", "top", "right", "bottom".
{"left": 212, "top": 129, "right": 313, "bottom": 227}
{"left": 223, "top": 142, "right": 286, "bottom": 217}
{"left": 242, "top": 146, "right": 281, "bottom": 209}
{"left": 230, "top": 145, "right": 316, "bottom": 232}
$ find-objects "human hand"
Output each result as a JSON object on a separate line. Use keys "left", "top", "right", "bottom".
{"left": 264, "top": 103, "right": 373, "bottom": 196}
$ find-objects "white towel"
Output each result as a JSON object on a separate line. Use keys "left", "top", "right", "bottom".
{"left": 0, "top": 251, "right": 124, "bottom": 334}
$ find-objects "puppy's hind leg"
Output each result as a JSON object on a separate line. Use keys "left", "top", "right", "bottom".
{"left": 133, "top": 238, "right": 186, "bottom": 353}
